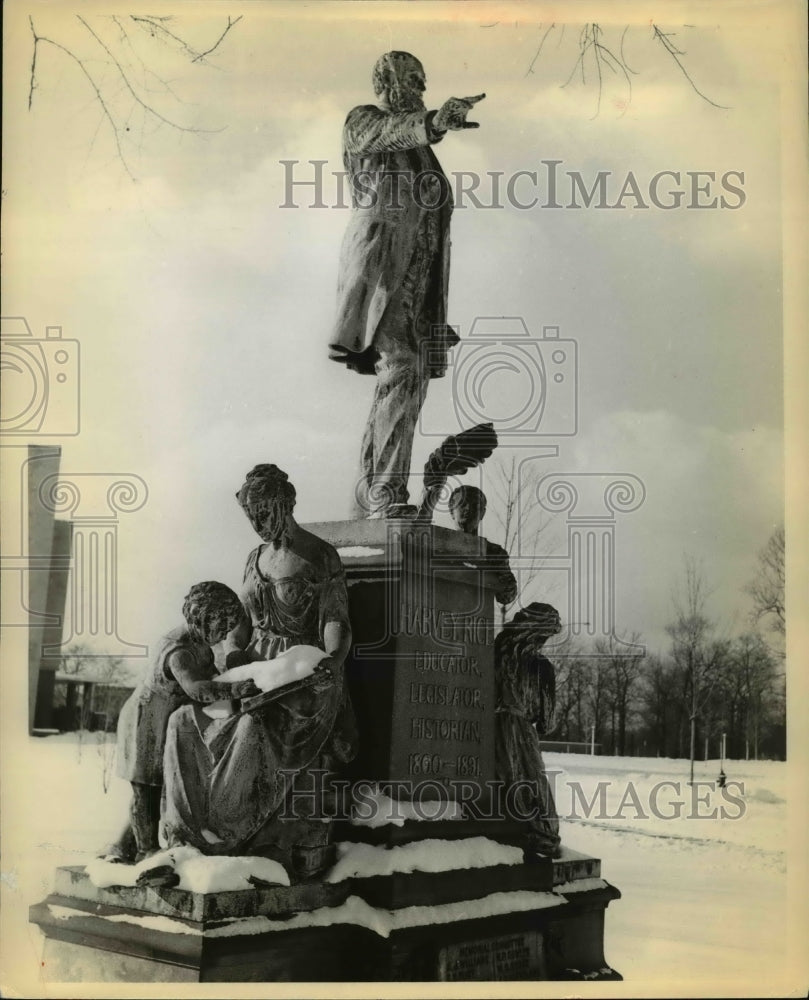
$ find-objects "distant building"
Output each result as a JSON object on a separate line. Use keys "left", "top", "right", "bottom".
{"left": 25, "top": 446, "right": 73, "bottom": 733}
{"left": 50, "top": 673, "right": 135, "bottom": 733}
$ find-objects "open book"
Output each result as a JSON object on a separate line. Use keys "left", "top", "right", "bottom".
{"left": 216, "top": 644, "right": 331, "bottom": 712}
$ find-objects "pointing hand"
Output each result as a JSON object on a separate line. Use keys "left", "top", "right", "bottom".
{"left": 434, "top": 93, "right": 486, "bottom": 132}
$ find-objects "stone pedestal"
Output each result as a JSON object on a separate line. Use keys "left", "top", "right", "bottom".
{"left": 31, "top": 849, "right": 620, "bottom": 982}
{"left": 30, "top": 519, "right": 622, "bottom": 982}
{"left": 306, "top": 519, "right": 499, "bottom": 805}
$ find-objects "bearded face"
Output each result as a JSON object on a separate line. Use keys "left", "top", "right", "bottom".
{"left": 373, "top": 52, "right": 427, "bottom": 112}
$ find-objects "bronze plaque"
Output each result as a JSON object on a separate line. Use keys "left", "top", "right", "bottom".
{"left": 438, "top": 931, "right": 545, "bottom": 981}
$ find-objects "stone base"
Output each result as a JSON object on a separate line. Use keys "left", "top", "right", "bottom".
{"left": 30, "top": 848, "right": 621, "bottom": 982}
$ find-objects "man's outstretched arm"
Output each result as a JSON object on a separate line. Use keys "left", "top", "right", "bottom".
{"left": 344, "top": 105, "right": 442, "bottom": 156}
{"left": 344, "top": 94, "right": 484, "bottom": 156}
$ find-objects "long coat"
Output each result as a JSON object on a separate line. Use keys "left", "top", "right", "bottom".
{"left": 329, "top": 104, "right": 454, "bottom": 377}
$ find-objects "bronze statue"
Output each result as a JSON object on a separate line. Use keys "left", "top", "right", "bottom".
{"left": 329, "top": 51, "right": 485, "bottom": 517}
{"left": 111, "top": 582, "right": 258, "bottom": 862}
{"left": 449, "top": 484, "right": 518, "bottom": 610}
{"left": 494, "top": 602, "right": 563, "bottom": 858}
{"left": 160, "top": 466, "right": 356, "bottom": 881}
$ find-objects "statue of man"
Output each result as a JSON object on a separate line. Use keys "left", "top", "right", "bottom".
{"left": 329, "top": 51, "right": 485, "bottom": 518}
{"left": 449, "top": 485, "right": 518, "bottom": 611}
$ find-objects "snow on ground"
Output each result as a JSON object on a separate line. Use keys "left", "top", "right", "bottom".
{"left": 543, "top": 752, "right": 790, "bottom": 992}
{"left": 0, "top": 735, "right": 798, "bottom": 995}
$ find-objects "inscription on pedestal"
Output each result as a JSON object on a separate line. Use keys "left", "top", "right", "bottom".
{"left": 438, "top": 931, "right": 546, "bottom": 981}
{"left": 393, "top": 599, "right": 495, "bottom": 796}
{"left": 309, "top": 522, "right": 499, "bottom": 793}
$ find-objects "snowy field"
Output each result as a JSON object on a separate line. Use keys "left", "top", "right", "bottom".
{"left": 0, "top": 735, "right": 802, "bottom": 997}
{"left": 545, "top": 752, "right": 791, "bottom": 993}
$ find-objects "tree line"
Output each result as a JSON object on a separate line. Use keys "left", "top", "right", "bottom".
{"left": 545, "top": 527, "right": 786, "bottom": 762}
{"left": 549, "top": 629, "right": 784, "bottom": 761}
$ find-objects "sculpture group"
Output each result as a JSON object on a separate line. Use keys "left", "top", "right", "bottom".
{"left": 111, "top": 464, "right": 356, "bottom": 882}
{"left": 107, "top": 51, "right": 564, "bottom": 887}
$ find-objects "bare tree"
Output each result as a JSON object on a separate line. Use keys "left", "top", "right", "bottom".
{"left": 727, "top": 633, "right": 780, "bottom": 761}
{"left": 58, "top": 643, "right": 133, "bottom": 788}
{"left": 59, "top": 642, "right": 126, "bottom": 682}
{"left": 639, "top": 654, "right": 680, "bottom": 757}
{"left": 27, "top": 13, "right": 242, "bottom": 180}
{"left": 584, "top": 654, "right": 611, "bottom": 752}
{"left": 523, "top": 21, "right": 728, "bottom": 117}
{"left": 595, "top": 631, "right": 645, "bottom": 756}
{"left": 551, "top": 636, "right": 590, "bottom": 743}
{"left": 746, "top": 525, "right": 785, "bottom": 645}
{"left": 666, "top": 555, "right": 725, "bottom": 783}
{"left": 486, "top": 455, "right": 557, "bottom": 626}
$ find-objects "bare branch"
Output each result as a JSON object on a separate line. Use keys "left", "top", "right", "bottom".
{"left": 746, "top": 525, "right": 785, "bottom": 638}
{"left": 559, "top": 23, "right": 633, "bottom": 118}
{"left": 548, "top": 22, "right": 727, "bottom": 119}
{"left": 561, "top": 24, "right": 591, "bottom": 90}
{"left": 620, "top": 25, "right": 638, "bottom": 75}
{"left": 525, "top": 22, "right": 555, "bottom": 77}
{"left": 77, "top": 15, "right": 222, "bottom": 134}
{"left": 192, "top": 15, "right": 243, "bottom": 63}
{"left": 652, "top": 24, "right": 729, "bottom": 109}
{"left": 28, "top": 16, "right": 39, "bottom": 110}
{"left": 598, "top": 45, "right": 632, "bottom": 116}
{"left": 487, "top": 456, "right": 557, "bottom": 615}
{"left": 28, "top": 13, "right": 241, "bottom": 182}
{"left": 28, "top": 18, "right": 136, "bottom": 181}
{"left": 590, "top": 24, "right": 603, "bottom": 118}
{"left": 111, "top": 15, "right": 186, "bottom": 104}
{"left": 129, "top": 14, "right": 205, "bottom": 62}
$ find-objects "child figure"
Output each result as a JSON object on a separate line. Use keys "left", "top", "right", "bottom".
{"left": 110, "top": 581, "right": 258, "bottom": 862}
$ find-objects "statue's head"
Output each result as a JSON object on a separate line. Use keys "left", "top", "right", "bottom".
{"left": 236, "top": 464, "right": 297, "bottom": 544}
{"left": 448, "top": 485, "right": 487, "bottom": 534}
{"left": 182, "top": 581, "right": 249, "bottom": 646}
{"left": 509, "top": 602, "right": 562, "bottom": 644}
{"left": 372, "top": 51, "right": 426, "bottom": 112}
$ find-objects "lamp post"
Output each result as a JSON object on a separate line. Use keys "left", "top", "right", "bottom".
{"left": 718, "top": 731, "right": 727, "bottom": 787}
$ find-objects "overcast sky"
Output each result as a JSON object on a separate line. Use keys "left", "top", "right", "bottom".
{"left": 3, "top": 1, "right": 799, "bottom": 658}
